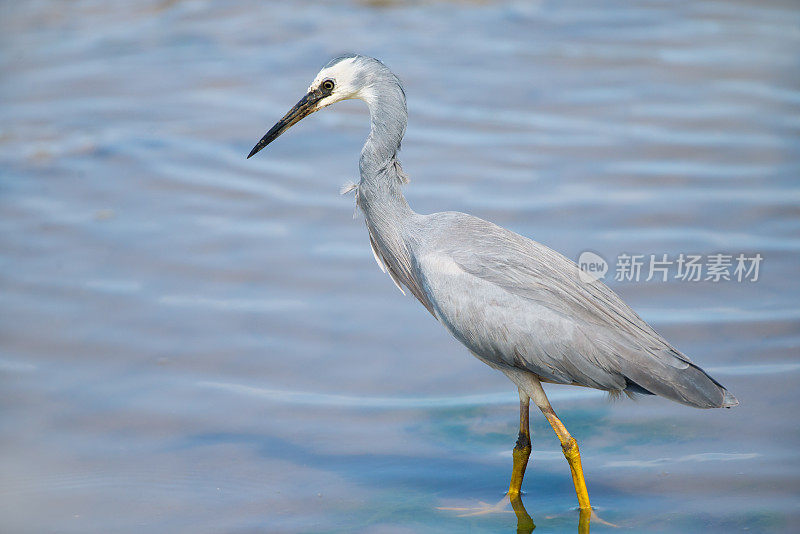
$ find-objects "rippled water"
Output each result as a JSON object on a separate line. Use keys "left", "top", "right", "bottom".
{"left": 2, "top": 1, "right": 799, "bottom": 532}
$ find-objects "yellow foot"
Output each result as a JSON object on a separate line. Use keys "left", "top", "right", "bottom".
{"left": 585, "top": 509, "right": 619, "bottom": 529}
{"left": 437, "top": 495, "right": 511, "bottom": 517}
{"left": 540, "top": 509, "right": 616, "bottom": 533}
{"left": 438, "top": 494, "right": 535, "bottom": 533}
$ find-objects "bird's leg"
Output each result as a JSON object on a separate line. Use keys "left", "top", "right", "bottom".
{"left": 508, "top": 389, "right": 531, "bottom": 498}
{"left": 546, "top": 409, "right": 590, "bottom": 510}
{"left": 439, "top": 389, "right": 533, "bottom": 526}
{"left": 525, "top": 376, "right": 592, "bottom": 510}
{"left": 546, "top": 409, "right": 591, "bottom": 511}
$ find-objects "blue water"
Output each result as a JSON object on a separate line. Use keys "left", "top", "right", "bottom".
{"left": 1, "top": 1, "right": 799, "bottom": 532}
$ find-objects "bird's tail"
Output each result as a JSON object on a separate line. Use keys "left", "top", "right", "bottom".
{"left": 621, "top": 358, "right": 738, "bottom": 409}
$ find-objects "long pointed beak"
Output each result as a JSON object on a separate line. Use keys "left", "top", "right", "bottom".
{"left": 247, "top": 89, "right": 323, "bottom": 159}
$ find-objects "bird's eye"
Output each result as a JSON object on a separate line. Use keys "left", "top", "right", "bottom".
{"left": 321, "top": 79, "right": 335, "bottom": 92}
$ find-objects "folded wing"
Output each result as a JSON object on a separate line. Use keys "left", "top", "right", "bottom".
{"left": 416, "top": 213, "right": 737, "bottom": 408}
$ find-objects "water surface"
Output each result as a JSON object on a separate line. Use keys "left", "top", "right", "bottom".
{"left": 1, "top": 0, "right": 799, "bottom": 532}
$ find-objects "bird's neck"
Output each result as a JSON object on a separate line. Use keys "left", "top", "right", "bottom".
{"left": 357, "top": 81, "right": 412, "bottom": 222}
{"left": 354, "top": 78, "right": 431, "bottom": 312}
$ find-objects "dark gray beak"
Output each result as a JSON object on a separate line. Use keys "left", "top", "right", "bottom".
{"left": 247, "top": 89, "right": 323, "bottom": 159}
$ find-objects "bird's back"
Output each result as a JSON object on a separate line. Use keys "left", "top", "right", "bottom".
{"left": 404, "top": 211, "right": 737, "bottom": 409}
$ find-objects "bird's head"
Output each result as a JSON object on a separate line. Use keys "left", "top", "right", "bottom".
{"left": 247, "top": 55, "right": 396, "bottom": 159}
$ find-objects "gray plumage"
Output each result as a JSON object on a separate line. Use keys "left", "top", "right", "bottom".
{"left": 251, "top": 54, "right": 738, "bottom": 410}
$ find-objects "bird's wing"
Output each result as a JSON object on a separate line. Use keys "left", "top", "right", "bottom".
{"left": 367, "top": 220, "right": 436, "bottom": 316}
{"left": 414, "top": 212, "right": 734, "bottom": 407}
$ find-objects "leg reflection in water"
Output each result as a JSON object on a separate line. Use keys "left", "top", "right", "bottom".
{"left": 439, "top": 492, "right": 596, "bottom": 533}
{"left": 509, "top": 494, "right": 535, "bottom": 534}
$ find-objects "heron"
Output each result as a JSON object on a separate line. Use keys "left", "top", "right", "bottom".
{"left": 246, "top": 55, "right": 738, "bottom": 511}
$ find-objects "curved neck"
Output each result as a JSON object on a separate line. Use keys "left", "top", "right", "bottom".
{"left": 358, "top": 81, "right": 411, "bottom": 217}
{"left": 360, "top": 84, "right": 406, "bottom": 175}
{"left": 351, "top": 66, "right": 429, "bottom": 311}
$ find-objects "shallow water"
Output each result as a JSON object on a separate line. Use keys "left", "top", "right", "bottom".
{"left": 1, "top": 0, "right": 799, "bottom": 532}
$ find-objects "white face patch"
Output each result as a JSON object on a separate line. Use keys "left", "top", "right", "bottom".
{"left": 307, "top": 57, "right": 368, "bottom": 110}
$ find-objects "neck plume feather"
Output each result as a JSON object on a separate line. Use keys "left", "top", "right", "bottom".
{"left": 359, "top": 77, "right": 409, "bottom": 187}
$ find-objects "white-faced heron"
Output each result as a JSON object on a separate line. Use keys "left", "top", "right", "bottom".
{"left": 246, "top": 55, "right": 738, "bottom": 511}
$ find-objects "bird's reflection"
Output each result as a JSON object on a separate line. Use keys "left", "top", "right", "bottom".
{"left": 441, "top": 493, "right": 595, "bottom": 533}
{"left": 509, "top": 495, "right": 536, "bottom": 533}
{"left": 510, "top": 495, "right": 593, "bottom": 534}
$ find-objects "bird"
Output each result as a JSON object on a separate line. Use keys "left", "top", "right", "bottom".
{"left": 246, "top": 54, "right": 738, "bottom": 511}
